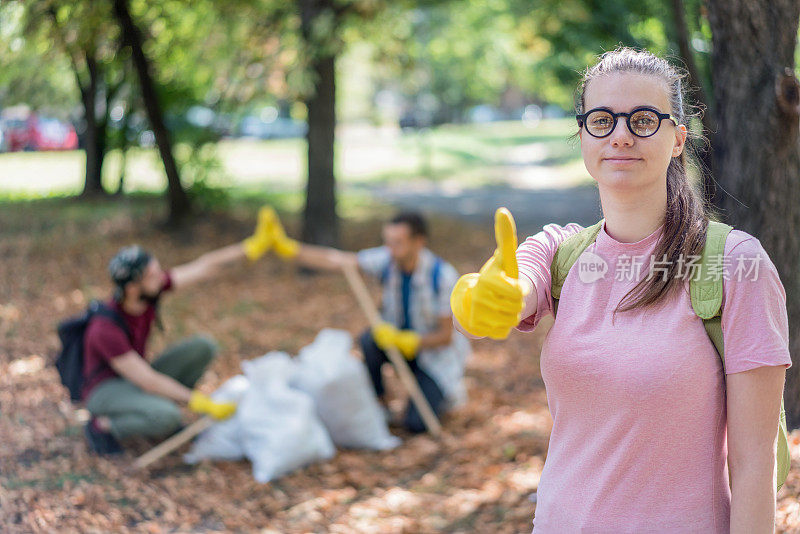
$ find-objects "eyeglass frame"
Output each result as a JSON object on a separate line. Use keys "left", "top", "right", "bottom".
{"left": 575, "top": 106, "right": 678, "bottom": 138}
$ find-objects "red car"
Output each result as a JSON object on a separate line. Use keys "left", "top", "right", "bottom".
{"left": 3, "top": 112, "right": 79, "bottom": 152}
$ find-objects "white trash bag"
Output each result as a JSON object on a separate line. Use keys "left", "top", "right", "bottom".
{"left": 183, "top": 374, "right": 250, "bottom": 464}
{"left": 292, "top": 329, "right": 401, "bottom": 451}
{"left": 239, "top": 351, "right": 335, "bottom": 483}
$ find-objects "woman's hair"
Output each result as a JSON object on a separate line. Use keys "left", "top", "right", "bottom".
{"left": 575, "top": 46, "right": 716, "bottom": 318}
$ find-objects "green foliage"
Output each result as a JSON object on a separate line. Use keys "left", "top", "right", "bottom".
{"left": 131, "top": 0, "right": 294, "bottom": 110}
{"left": 176, "top": 142, "right": 231, "bottom": 212}
{"left": 0, "top": 2, "right": 78, "bottom": 113}
{"left": 348, "top": 0, "right": 700, "bottom": 120}
{"left": 1, "top": 0, "right": 714, "bottom": 126}
{"left": 508, "top": 0, "right": 683, "bottom": 108}
{"left": 0, "top": 0, "right": 721, "bottom": 185}
{"left": 364, "top": 2, "right": 528, "bottom": 119}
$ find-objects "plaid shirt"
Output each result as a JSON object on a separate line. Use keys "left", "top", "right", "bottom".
{"left": 357, "top": 246, "right": 471, "bottom": 406}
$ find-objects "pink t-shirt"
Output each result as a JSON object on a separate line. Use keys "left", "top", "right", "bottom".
{"left": 516, "top": 220, "right": 792, "bottom": 533}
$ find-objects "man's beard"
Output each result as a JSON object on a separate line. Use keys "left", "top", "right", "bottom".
{"left": 139, "top": 289, "right": 161, "bottom": 305}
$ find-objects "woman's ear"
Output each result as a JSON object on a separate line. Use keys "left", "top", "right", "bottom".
{"left": 672, "top": 124, "right": 688, "bottom": 157}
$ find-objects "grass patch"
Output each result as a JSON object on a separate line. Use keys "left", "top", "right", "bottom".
{"left": 0, "top": 119, "right": 581, "bottom": 198}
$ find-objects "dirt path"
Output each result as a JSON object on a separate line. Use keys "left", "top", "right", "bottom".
{"left": 354, "top": 142, "right": 602, "bottom": 237}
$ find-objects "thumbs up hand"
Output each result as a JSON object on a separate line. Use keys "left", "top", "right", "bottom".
{"left": 450, "top": 207, "right": 528, "bottom": 339}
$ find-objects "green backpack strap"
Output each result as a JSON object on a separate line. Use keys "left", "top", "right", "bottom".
{"left": 775, "top": 402, "right": 791, "bottom": 492}
{"left": 691, "top": 220, "right": 790, "bottom": 493}
{"left": 690, "top": 220, "right": 731, "bottom": 321}
{"left": 550, "top": 219, "right": 605, "bottom": 316}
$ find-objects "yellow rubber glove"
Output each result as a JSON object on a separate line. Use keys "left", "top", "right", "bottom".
{"left": 267, "top": 208, "right": 300, "bottom": 259}
{"left": 242, "top": 206, "right": 277, "bottom": 261}
{"left": 188, "top": 391, "right": 237, "bottom": 420}
{"left": 394, "top": 329, "right": 421, "bottom": 359}
{"left": 372, "top": 322, "right": 396, "bottom": 350}
{"left": 372, "top": 322, "right": 421, "bottom": 360}
{"left": 450, "top": 207, "right": 528, "bottom": 339}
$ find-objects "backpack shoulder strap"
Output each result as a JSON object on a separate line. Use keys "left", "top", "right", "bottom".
{"left": 689, "top": 221, "right": 733, "bottom": 372}
{"left": 90, "top": 300, "right": 131, "bottom": 341}
{"left": 690, "top": 220, "right": 733, "bottom": 323}
{"left": 431, "top": 256, "right": 443, "bottom": 297}
{"left": 379, "top": 260, "right": 392, "bottom": 286}
{"left": 691, "top": 221, "right": 732, "bottom": 368}
{"left": 690, "top": 221, "right": 790, "bottom": 492}
{"left": 550, "top": 220, "right": 605, "bottom": 316}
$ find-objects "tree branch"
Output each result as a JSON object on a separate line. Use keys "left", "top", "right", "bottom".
{"left": 45, "top": 7, "right": 89, "bottom": 99}
{"left": 669, "top": 0, "right": 714, "bottom": 133}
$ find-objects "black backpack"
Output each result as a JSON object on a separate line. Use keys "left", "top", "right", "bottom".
{"left": 55, "top": 300, "right": 130, "bottom": 402}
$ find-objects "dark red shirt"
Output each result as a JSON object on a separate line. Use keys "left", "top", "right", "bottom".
{"left": 81, "top": 272, "right": 172, "bottom": 399}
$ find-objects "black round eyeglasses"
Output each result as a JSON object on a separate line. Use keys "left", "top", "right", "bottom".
{"left": 576, "top": 106, "right": 677, "bottom": 138}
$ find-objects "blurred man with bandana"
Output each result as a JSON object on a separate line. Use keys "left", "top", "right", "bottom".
{"left": 81, "top": 209, "right": 277, "bottom": 455}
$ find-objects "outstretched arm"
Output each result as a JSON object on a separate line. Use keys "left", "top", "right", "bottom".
{"left": 261, "top": 207, "right": 360, "bottom": 272}
{"left": 171, "top": 243, "right": 247, "bottom": 290}
{"left": 170, "top": 205, "right": 282, "bottom": 290}
{"left": 289, "top": 243, "right": 359, "bottom": 272}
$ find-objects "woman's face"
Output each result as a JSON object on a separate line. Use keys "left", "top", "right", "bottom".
{"left": 580, "top": 72, "right": 687, "bottom": 192}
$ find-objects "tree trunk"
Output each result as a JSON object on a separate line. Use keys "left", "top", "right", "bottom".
{"left": 111, "top": 0, "right": 191, "bottom": 224}
{"left": 300, "top": 0, "right": 339, "bottom": 246}
{"left": 80, "top": 55, "right": 107, "bottom": 197}
{"left": 707, "top": 0, "right": 800, "bottom": 428}
{"left": 115, "top": 122, "right": 131, "bottom": 196}
{"left": 45, "top": 8, "right": 109, "bottom": 198}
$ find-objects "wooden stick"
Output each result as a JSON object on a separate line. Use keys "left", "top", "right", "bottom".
{"left": 342, "top": 263, "right": 442, "bottom": 436}
{"left": 132, "top": 416, "right": 214, "bottom": 470}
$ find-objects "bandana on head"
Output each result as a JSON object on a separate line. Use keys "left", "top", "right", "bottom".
{"left": 108, "top": 245, "right": 152, "bottom": 290}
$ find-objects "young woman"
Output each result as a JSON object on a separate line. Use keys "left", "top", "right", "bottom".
{"left": 451, "top": 47, "right": 792, "bottom": 533}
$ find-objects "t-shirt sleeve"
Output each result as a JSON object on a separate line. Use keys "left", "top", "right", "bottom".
{"left": 162, "top": 269, "right": 174, "bottom": 293}
{"left": 720, "top": 232, "right": 792, "bottom": 374}
{"left": 85, "top": 316, "right": 134, "bottom": 363}
{"left": 357, "top": 246, "right": 391, "bottom": 278}
{"left": 436, "top": 262, "right": 460, "bottom": 317}
{"left": 515, "top": 222, "right": 585, "bottom": 332}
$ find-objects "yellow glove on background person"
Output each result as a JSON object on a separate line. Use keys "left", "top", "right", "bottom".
{"left": 265, "top": 207, "right": 300, "bottom": 259}
{"left": 450, "top": 207, "right": 528, "bottom": 339}
{"left": 188, "top": 391, "right": 237, "bottom": 420}
{"left": 242, "top": 206, "right": 276, "bottom": 261}
{"left": 372, "top": 322, "right": 421, "bottom": 360}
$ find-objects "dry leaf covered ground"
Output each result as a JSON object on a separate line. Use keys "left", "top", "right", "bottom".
{"left": 1, "top": 198, "right": 798, "bottom": 533}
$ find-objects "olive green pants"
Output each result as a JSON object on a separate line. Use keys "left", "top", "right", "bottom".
{"left": 85, "top": 335, "right": 217, "bottom": 440}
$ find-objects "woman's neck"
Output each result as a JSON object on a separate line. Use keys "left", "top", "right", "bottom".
{"left": 598, "top": 179, "right": 667, "bottom": 243}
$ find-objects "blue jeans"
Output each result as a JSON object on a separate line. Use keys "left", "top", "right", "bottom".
{"left": 359, "top": 329, "right": 444, "bottom": 434}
